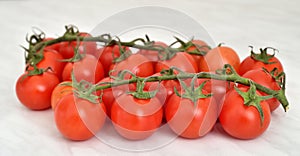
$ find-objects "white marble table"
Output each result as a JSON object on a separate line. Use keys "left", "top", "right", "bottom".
{"left": 1, "top": 0, "right": 300, "bottom": 155}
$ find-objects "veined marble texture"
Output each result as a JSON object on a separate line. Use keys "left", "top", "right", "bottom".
{"left": 0, "top": 0, "right": 300, "bottom": 155}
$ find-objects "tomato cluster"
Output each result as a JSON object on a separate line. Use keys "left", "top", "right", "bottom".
{"left": 16, "top": 29, "right": 286, "bottom": 142}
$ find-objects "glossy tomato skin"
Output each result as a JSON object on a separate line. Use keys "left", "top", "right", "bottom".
{"left": 242, "top": 69, "right": 281, "bottom": 111}
{"left": 99, "top": 77, "right": 136, "bottom": 118}
{"left": 165, "top": 91, "right": 218, "bottom": 139}
{"left": 58, "top": 32, "right": 97, "bottom": 59}
{"left": 239, "top": 55, "right": 283, "bottom": 76}
{"left": 219, "top": 87, "right": 271, "bottom": 139}
{"left": 110, "top": 53, "right": 154, "bottom": 78}
{"left": 27, "top": 49, "right": 65, "bottom": 81}
{"left": 51, "top": 81, "right": 73, "bottom": 110}
{"left": 155, "top": 52, "right": 198, "bottom": 73}
{"left": 199, "top": 46, "right": 240, "bottom": 73}
{"left": 111, "top": 94, "right": 163, "bottom": 140}
{"left": 186, "top": 40, "right": 210, "bottom": 70}
{"left": 62, "top": 54, "right": 104, "bottom": 83}
{"left": 16, "top": 72, "right": 60, "bottom": 110}
{"left": 54, "top": 94, "right": 106, "bottom": 141}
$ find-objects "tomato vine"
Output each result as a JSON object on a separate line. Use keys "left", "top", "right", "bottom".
{"left": 22, "top": 25, "right": 289, "bottom": 112}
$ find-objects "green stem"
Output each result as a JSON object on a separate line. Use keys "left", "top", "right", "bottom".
{"left": 94, "top": 71, "right": 289, "bottom": 111}
{"left": 30, "top": 35, "right": 191, "bottom": 56}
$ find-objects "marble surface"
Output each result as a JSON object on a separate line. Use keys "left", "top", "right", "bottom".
{"left": 1, "top": 0, "right": 300, "bottom": 155}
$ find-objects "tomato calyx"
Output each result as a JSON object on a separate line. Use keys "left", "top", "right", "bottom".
{"left": 182, "top": 39, "right": 210, "bottom": 56}
{"left": 250, "top": 46, "right": 278, "bottom": 64}
{"left": 174, "top": 75, "right": 212, "bottom": 106}
{"left": 26, "top": 65, "right": 54, "bottom": 77}
{"left": 234, "top": 81, "right": 273, "bottom": 125}
{"left": 68, "top": 73, "right": 99, "bottom": 104}
{"left": 127, "top": 78, "right": 159, "bottom": 99}
{"left": 173, "top": 37, "right": 210, "bottom": 58}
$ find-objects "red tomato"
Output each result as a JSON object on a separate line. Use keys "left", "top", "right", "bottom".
{"left": 165, "top": 90, "right": 218, "bottom": 139}
{"left": 27, "top": 49, "right": 65, "bottom": 81}
{"left": 62, "top": 54, "right": 104, "bottom": 83}
{"left": 138, "top": 41, "right": 167, "bottom": 62}
{"left": 239, "top": 48, "right": 283, "bottom": 75}
{"left": 110, "top": 53, "right": 154, "bottom": 78}
{"left": 199, "top": 46, "right": 240, "bottom": 73}
{"left": 111, "top": 94, "right": 163, "bottom": 140}
{"left": 43, "top": 38, "right": 61, "bottom": 51}
{"left": 16, "top": 72, "right": 60, "bottom": 110}
{"left": 51, "top": 81, "right": 73, "bottom": 110}
{"left": 219, "top": 87, "right": 271, "bottom": 139}
{"left": 54, "top": 94, "right": 106, "bottom": 141}
{"left": 58, "top": 32, "right": 97, "bottom": 59}
{"left": 155, "top": 52, "right": 198, "bottom": 73}
{"left": 186, "top": 40, "right": 210, "bottom": 70}
{"left": 97, "top": 45, "right": 129, "bottom": 76}
{"left": 242, "top": 69, "right": 281, "bottom": 111}
{"left": 98, "top": 77, "right": 136, "bottom": 118}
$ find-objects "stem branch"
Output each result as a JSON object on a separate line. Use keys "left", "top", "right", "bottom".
{"left": 95, "top": 71, "right": 289, "bottom": 111}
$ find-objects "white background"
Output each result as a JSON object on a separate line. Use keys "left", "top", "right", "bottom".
{"left": 1, "top": 0, "right": 300, "bottom": 155}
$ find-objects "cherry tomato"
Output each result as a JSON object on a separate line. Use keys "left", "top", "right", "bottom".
{"left": 97, "top": 45, "right": 129, "bottom": 76}
{"left": 111, "top": 94, "right": 163, "bottom": 140}
{"left": 58, "top": 32, "right": 97, "bottom": 59}
{"left": 110, "top": 53, "right": 154, "bottom": 78}
{"left": 62, "top": 54, "right": 104, "bottom": 83}
{"left": 16, "top": 72, "right": 60, "bottom": 110}
{"left": 51, "top": 81, "right": 73, "bottom": 110}
{"left": 27, "top": 49, "right": 65, "bottom": 81}
{"left": 219, "top": 87, "right": 271, "bottom": 139}
{"left": 98, "top": 77, "right": 136, "bottom": 118}
{"left": 239, "top": 48, "right": 283, "bottom": 76}
{"left": 165, "top": 90, "right": 218, "bottom": 139}
{"left": 138, "top": 41, "right": 167, "bottom": 62}
{"left": 186, "top": 40, "right": 210, "bottom": 70}
{"left": 54, "top": 94, "right": 106, "bottom": 141}
{"left": 199, "top": 46, "right": 240, "bottom": 73}
{"left": 242, "top": 69, "right": 281, "bottom": 111}
{"left": 155, "top": 52, "right": 198, "bottom": 73}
